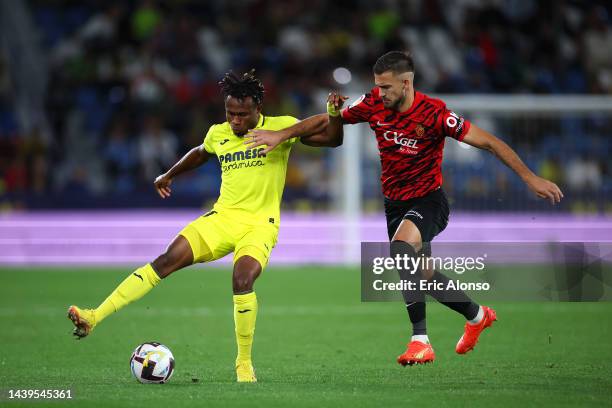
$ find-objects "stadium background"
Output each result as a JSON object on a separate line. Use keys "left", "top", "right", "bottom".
{"left": 1, "top": 0, "right": 611, "bottom": 264}
{"left": 1, "top": 1, "right": 611, "bottom": 407}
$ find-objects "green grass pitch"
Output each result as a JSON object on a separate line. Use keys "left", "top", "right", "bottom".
{"left": 1, "top": 266, "right": 611, "bottom": 407}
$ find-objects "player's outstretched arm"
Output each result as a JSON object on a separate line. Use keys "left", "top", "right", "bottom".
{"left": 243, "top": 114, "right": 325, "bottom": 154}
{"left": 154, "top": 145, "right": 211, "bottom": 198}
{"left": 462, "top": 125, "right": 564, "bottom": 205}
{"left": 244, "top": 92, "right": 348, "bottom": 153}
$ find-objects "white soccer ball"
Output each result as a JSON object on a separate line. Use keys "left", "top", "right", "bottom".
{"left": 129, "top": 342, "right": 175, "bottom": 384}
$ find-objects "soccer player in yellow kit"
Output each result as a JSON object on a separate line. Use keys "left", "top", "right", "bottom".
{"left": 67, "top": 70, "right": 341, "bottom": 382}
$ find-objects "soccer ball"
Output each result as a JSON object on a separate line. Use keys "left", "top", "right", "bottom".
{"left": 129, "top": 342, "right": 175, "bottom": 384}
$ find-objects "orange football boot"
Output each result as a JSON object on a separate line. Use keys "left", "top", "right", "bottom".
{"left": 67, "top": 305, "right": 96, "bottom": 339}
{"left": 456, "top": 305, "right": 497, "bottom": 354}
{"left": 397, "top": 341, "right": 435, "bottom": 366}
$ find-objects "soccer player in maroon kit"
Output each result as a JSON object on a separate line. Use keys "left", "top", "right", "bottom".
{"left": 245, "top": 51, "right": 563, "bottom": 366}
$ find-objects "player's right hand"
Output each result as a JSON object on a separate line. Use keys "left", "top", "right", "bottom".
{"left": 154, "top": 173, "right": 173, "bottom": 198}
{"left": 244, "top": 129, "right": 285, "bottom": 154}
{"left": 327, "top": 91, "right": 348, "bottom": 117}
{"left": 526, "top": 175, "right": 563, "bottom": 205}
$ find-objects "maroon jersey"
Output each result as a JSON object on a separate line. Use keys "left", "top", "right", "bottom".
{"left": 341, "top": 87, "right": 471, "bottom": 200}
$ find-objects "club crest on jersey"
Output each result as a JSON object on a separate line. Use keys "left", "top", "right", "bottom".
{"left": 415, "top": 124, "right": 425, "bottom": 137}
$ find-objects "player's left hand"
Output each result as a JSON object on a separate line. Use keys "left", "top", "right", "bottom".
{"left": 327, "top": 92, "right": 348, "bottom": 117}
{"left": 526, "top": 175, "right": 564, "bottom": 204}
{"left": 244, "top": 129, "right": 285, "bottom": 154}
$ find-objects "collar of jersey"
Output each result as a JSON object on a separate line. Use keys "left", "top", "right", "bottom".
{"left": 399, "top": 91, "right": 423, "bottom": 116}
{"left": 254, "top": 114, "right": 264, "bottom": 129}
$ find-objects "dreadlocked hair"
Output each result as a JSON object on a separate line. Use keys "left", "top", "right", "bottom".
{"left": 218, "top": 69, "right": 265, "bottom": 105}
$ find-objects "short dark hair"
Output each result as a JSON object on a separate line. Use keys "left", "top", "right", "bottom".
{"left": 218, "top": 69, "right": 265, "bottom": 106}
{"left": 373, "top": 51, "right": 415, "bottom": 75}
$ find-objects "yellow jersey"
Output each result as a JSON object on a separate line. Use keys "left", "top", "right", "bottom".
{"left": 202, "top": 114, "right": 298, "bottom": 227}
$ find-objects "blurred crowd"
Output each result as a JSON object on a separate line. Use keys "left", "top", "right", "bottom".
{"left": 0, "top": 0, "right": 610, "bottom": 211}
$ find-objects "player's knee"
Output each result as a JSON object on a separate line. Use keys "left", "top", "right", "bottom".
{"left": 232, "top": 271, "right": 255, "bottom": 293}
{"left": 390, "top": 240, "right": 418, "bottom": 266}
{"left": 152, "top": 238, "right": 194, "bottom": 279}
{"left": 151, "top": 252, "right": 176, "bottom": 279}
{"left": 391, "top": 240, "right": 418, "bottom": 257}
{"left": 232, "top": 257, "right": 261, "bottom": 294}
{"left": 391, "top": 240, "right": 422, "bottom": 279}
{"left": 421, "top": 266, "right": 435, "bottom": 280}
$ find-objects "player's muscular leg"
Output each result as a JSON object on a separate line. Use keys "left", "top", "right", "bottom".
{"left": 393, "top": 219, "right": 434, "bottom": 280}
{"left": 233, "top": 256, "right": 262, "bottom": 294}
{"left": 151, "top": 235, "right": 194, "bottom": 279}
{"left": 396, "top": 219, "right": 481, "bottom": 323}
{"left": 68, "top": 236, "right": 194, "bottom": 335}
{"left": 232, "top": 255, "right": 261, "bottom": 380}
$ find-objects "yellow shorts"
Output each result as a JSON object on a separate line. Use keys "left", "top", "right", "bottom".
{"left": 178, "top": 210, "right": 278, "bottom": 269}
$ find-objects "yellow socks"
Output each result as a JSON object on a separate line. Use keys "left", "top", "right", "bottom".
{"left": 233, "top": 292, "right": 258, "bottom": 363}
{"left": 92, "top": 264, "right": 258, "bottom": 367}
{"left": 94, "top": 263, "right": 161, "bottom": 323}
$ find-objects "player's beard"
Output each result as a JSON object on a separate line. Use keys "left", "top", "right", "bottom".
{"left": 389, "top": 94, "right": 405, "bottom": 111}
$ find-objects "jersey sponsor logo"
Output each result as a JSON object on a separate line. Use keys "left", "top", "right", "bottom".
{"left": 219, "top": 147, "right": 267, "bottom": 173}
{"left": 455, "top": 117, "right": 465, "bottom": 135}
{"left": 446, "top": 111, "right": 459, "bottom": 128}
{"left": 218, "top": 148, "right": 266, "bottom": 164}
{"left": 382, "top": 130, "right": 419, "bottom": 154}
{"left": 221, "top": 160, "right": 265, "bottom": 173}
{"left": 446, "top": 111, "right": 466, "bottom": 137}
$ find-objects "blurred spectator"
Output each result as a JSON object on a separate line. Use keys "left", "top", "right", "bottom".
{"left": 0, "top": 0, "right": 608, "bottom": 211}
{"left": 23, "top": 127, "right": 50, "bottom": 194}
{"left": 565, "top": 155, "right": 603, "bottom": 192}
{"left": 104, "top": 119, "right": 137, "bottom": 193}
{"left": 4, "top": 158, "right": 27, "bottom": 193}
{"left": 539, "top": 157, "right": 564, "bottom": 186}
{"left": 131, "top": 1, "right": 162, "bottom": 42}
{"left": 584, "top": 6, "right": 612, "bottom": 93}
{"left": 138, "top": 116, "right": 178, "bottom": 182}
{"left": 79, "top": 4, "right": 123, "bottom": 45}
